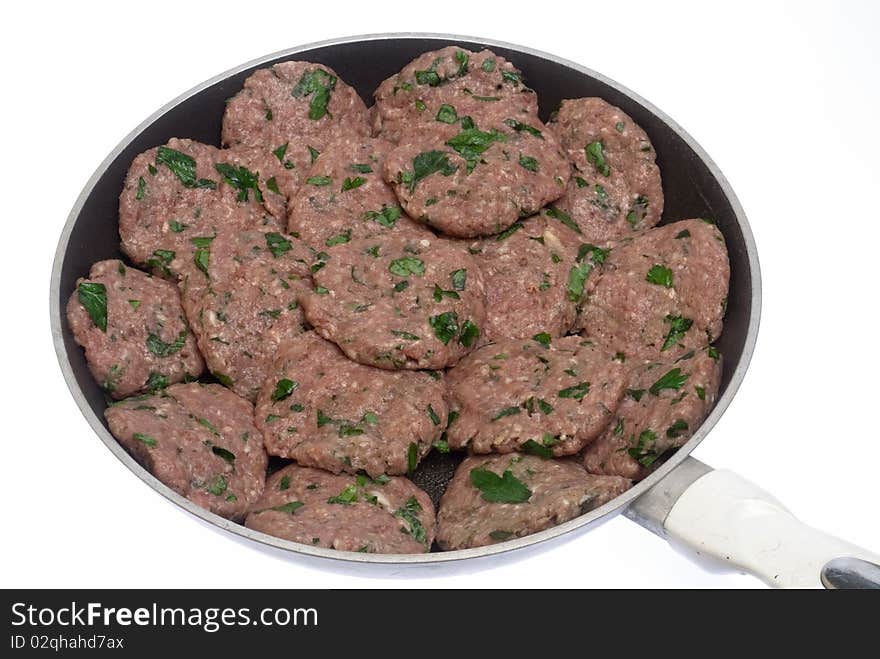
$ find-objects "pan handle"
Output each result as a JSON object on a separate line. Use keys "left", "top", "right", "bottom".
{"left": 625, "top": 457, "right": 880, "bottom": 588}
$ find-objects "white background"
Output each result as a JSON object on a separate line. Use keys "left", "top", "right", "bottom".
{"left": 2, "top": 0, "right": 878, "bottom": 589}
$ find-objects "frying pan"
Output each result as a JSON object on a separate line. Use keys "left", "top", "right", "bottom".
{"left": 50, "top": 33, "right": 880, "bottom": 588}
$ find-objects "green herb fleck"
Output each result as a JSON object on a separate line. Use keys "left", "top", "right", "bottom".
{"left": 532, "top": 332, "right": 551, "bottom": 348}
{"left": 272, "top": 378, "right": 298, "bottom": 402}
{"left": 206, "top": 475, "right": 227, "bottom": 496}
{"left": 266, "top": 177, "right": 281, "bottom": 194}
{"left": 666, "top": 419, "right": 689, "bottom": 438}
{"left": 662, "top": 315, "right": 693, "bottom": 351}
{"left": 325, "top": 229, "right": 351, "bottom": 247}
{"left": 626, "top": 388, "right": 646, "bottom": 402}
{"left": 429, "top": 311, "right": 459, "bottom": 344}
{"left": 459, "top": 319, "right": 479, "bottom": 347}
{"left": 327, "top": 485, "right": 358, "bottom": 505}
{"left": 470, "top": 467, "right": 532, "bottom": 503}
{"left": 503, "top": 118, "right": 543, "bottom": 138}
{"left": 436, "top": 104, "right": 458, "bottom": 124}
{"left": 407, "top": 442, "right": 418, "bottom": 474}
{"left": 450, "top": 268, "right": 467, "bottom": 291}
{"left": 545, "top": 206, "right": 581, "bottom": 234}
{"left": 363, "top": 204, "right": 402, "bottom": 228}
{"left": 144, "top": 372, "right": 168, "bottom": 393}
{"left": 146, "top": 249, "right": 175, "bottom": 277}
{"left": 146, "top": 330, "right": 186, "bottom": 357}
{"left": 77, "top": 282, "right": 107, "bottom": 332}
{"left": 395, "top": 495, "right": 427, "bottom": 543}
{"left": 391, "top": 329, "right": 420, "bottom": 341}
{"left": 519, "top": 154, "right": 538, "bottom": 172}
{"left": 625, "top": 195, "right": 650, "bottom": 228}
{"left": 585, "top": 141, "right": 610, "bottom": 177}
{"left": 291, "top": 68, "right": 337, "bottom": 120}
{"left": 446, "top": 128, "right": 506, "bottom": 173}
{"left": 558, "top": 382, "right": 591, "bottom": 400}
{"left": 649, "top": 368, "right": 689, "bottom": 395}
{"left": 389, "top": 256, "right": 425, "bottom": 277}
{"left": 156, "top": 146, "right": 217, "bottom": 189}
{"left": 646, "top": 264, "right": 674, "bottom": 288}
{"left": 133, "top": 432, "right": 156, "bottom": 448}
{"left": 566, "top": 262, "right": 592, "bottom": 303}
{"left": 501, "top": 70, "right": 522, "bottom": 85}
{"left": 628, "top": 430, "right": 661, "bottom": 467}
{"left": 521, "top": 439, "right": 552, "bottom": 458}
{"left": 491, "top": 406, "right": 521, "bottom": 421}
{"left": 495, "top": 221, "right": 523, "bottom": 241}
{"left": 342, "top": 176, "right": 366, "bottom": 192}
{"left": 400, "top": 150, "right": 458, "bottom": 193}
{"left": 265, "top": 232, "right": 292, "bottom": 257}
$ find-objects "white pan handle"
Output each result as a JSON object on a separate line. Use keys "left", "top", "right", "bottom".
{"left": 625, "top": 457, "right": 880, "bottom": 588}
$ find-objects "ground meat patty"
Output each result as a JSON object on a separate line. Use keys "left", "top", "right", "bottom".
{"left": 245, "top": 465, "right": 435, "bottom": 553}
{"left": 67, "top": 260, "right": 204, "bottom": 399}
{"left": 436, "top": 453, "right": 630, "bottom": 550}
{"left": 584, "top": 347, "right": 722, "bottom": 480}
{"left": 181, "top": 229, "right": 313, "bottom": 401}
{"left": 104, "top": 383, "right": 267, "bottom": 520}
{"left": 549, "top": 98, "right": 663, "bottom": 244}
{"left": 578, "top": 219, "right": 729, "bottom": 362}
{"left": 221, "top": 61, "right": 369, "bottom": 154}
{"left": 383, "top": 118, "right": 570, "bottom": 238}
{"left": 255, "top": 332, "right": 447, "bottom": 477}
{"left": 286, "top": 135, "right": 430, "bottom": 250}
{"left": 119, "top": 138, "right": 282, "bottom": 278}
{"left": 301, "top": 234, "right": 486, "bottom": 369}
{"left": 373, "top": 46, "right": 539, "bottom": 143}
{"left": 445, "top": 336, "right": 627, "bottom": 455}
{"left": 467, "top": 216, "right": 605, "bottom": 343}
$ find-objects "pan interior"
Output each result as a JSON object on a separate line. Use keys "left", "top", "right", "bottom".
{"left": 54, "top": 36, "right": 753, "bottom": 539}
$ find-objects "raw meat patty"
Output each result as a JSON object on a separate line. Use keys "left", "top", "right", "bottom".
{"left": 181, "top": 229, "right": 313, "bottom": 401}
{"left": 67, "top": 259, "right": 203, "bottom": 398}
{"left": 549, "top": 97, "right": 663, "bottom": 244}
{"left": 578, "top": 219, "right": 730, "bottom": 362}
{"left": 104, "top": 383, "right": 267, "bottom": 520}
{"left": 466, "top": 216, "right": 607, "bottom": 342}
{"left": 436, "top": 453, "right": 630, "bottom": 550}
{"left": 383, "top": 117, "right": 570, "bottom": 238}
{"left": 255, "top": 332, "right": 447, "bottom": 477}
{"left": 301, "top": 233, "right": 487, "bottom": 369}
{"left": 246, "top": 465, "right": 435, "bottom": 553}
{"left": 373, "top": 46, "right": 539, "bottom": 143}
{"left": 222, "top": 61, "right": 369, "bottom": 153}
{"left": 445, "top": 336, "right": 627, "bottom": 455}
{"left": 118, "top": 138, "right": 282, "bottom": 278}
{"left": 584, "top": 347, "right": 722, "bottom": 480}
